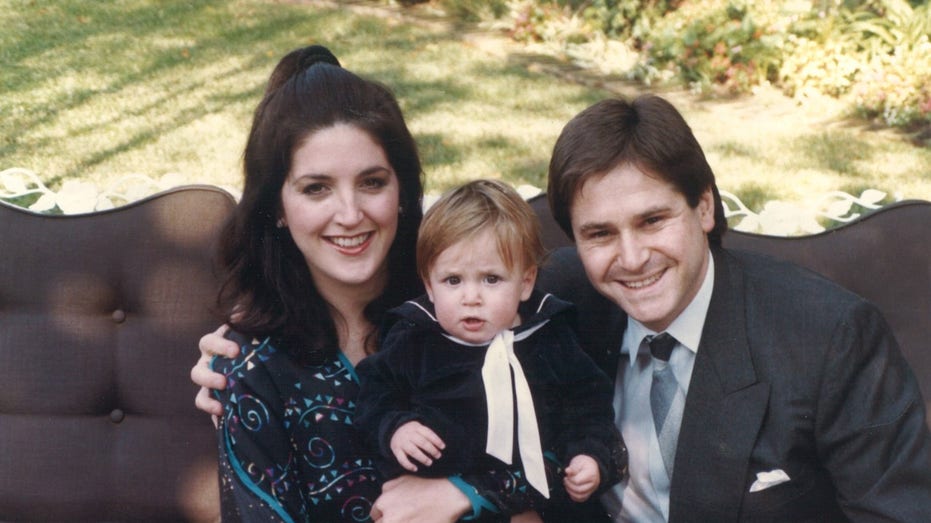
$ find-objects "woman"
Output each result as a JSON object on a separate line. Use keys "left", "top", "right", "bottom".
{"left": 194, "top": 44, "right": 535, "bottom": 522}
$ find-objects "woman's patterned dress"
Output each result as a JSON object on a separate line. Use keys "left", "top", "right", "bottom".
{"left": 212, "top": 334, "right": 382, "bottom": 523}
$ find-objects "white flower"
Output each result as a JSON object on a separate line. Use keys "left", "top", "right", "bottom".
{"left": 54, "top": 180, "right": 100, "bottom": 214}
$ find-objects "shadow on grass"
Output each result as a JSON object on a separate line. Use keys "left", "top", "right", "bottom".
{"left": 794, "top": 132, "right": 875, "bottom": 177}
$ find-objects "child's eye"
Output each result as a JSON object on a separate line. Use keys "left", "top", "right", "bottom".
{"left": 484, "top": 275, "right": 500, "bottom": 284}
{"left": 445, "top": 276, "right": 461, "bottom": 285}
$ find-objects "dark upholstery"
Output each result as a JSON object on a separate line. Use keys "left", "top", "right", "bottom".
{"left": 0, "top": 186, "right": 234, "bottom": 521}
{"left": 528, "top": 195, "right": 931, "bottom": 426}
{"left": 2, "top": 185, "right": 926, "bottom": 521}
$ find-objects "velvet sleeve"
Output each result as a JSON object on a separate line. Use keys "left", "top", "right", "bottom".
{"left": 546, "top": 316, "right": 626, "bottom": 494}
{"left": 354, "top": 324, "right": 424, "bottom": 470}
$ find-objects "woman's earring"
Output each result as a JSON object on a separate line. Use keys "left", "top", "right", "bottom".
{"left": 276, "top": 218, "right": 286, "bottom": 229}
{"left": 398, "top": 205, "right": 404, "bottom": 216}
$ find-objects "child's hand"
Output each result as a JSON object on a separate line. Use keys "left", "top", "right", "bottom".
{"left": 389, "top": 421, "right": 446, "bottom": 472}
{"left": 509, "top": 510, "right": 542, "bottom": 523}
{"left": 563, "top": 454, "right": 601, "bottom": 502}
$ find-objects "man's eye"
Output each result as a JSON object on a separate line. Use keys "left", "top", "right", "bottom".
{"left": 585, "top": 229, "right": 610, "bottom": 240}
{"left": 644, "top": 216, "right": 664, "bottom": 226}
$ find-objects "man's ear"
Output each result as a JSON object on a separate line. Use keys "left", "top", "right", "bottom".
{"left": 520, "top": 265, "right": 538, "bottom": 301}
{"left": 698, "top": 188, "right": 715, "bottom": 233}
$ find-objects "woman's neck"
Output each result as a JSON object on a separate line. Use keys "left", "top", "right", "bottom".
{"left": 315, "top": 276, "right": 385, "bottom": 366}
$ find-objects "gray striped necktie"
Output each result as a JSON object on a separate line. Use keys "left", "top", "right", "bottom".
{"left": 648, "top": 332, "right": 680, "bottom": 478}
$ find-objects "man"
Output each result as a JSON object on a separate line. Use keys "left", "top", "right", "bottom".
{"left": 536, "top": 95, "right": 931, "bottom": 522}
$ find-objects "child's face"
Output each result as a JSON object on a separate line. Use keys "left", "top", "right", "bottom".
{"left": 424, "top": 228, "right": 536, "bottom": 344}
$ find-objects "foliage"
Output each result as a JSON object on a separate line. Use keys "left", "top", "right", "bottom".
{"left": 576, "top": 0, "right": 680, "bottom": 40}
{"left": 489, "top": 0, "right": 931, "bottom": 129}
{"left": 852, "top": 35, "right": 931, "bottom": 127}
{"left": 781, "top": 0, "right": 931, "bottom": 127}
{"left": 436, "top": 0, "right": 509, "bottom": 22}
{"left": 634, "top": 0, "right": 786, "bottom": 94}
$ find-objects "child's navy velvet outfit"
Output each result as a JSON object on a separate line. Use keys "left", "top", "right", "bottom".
{"left": 354, "top": 290, "right": 623, "bottom": 518}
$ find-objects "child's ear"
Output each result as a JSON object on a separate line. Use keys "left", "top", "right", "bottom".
{"left": 424, "top": 280, "right": 435, "bottom": 303}
{"left": 520, "top": 265, "right": 537, "bottom": 301}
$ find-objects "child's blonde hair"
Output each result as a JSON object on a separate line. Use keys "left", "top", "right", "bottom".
{"left": 417, "top": 179, "right": 545, "bottom": 282}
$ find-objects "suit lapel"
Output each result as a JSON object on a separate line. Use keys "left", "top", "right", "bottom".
{"left": 669, "top": 249, "right": 770, "bottom": 522}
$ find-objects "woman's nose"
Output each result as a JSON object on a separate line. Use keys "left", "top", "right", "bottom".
{"left": 333, "top": 192, "right": 363, "bottom": 227}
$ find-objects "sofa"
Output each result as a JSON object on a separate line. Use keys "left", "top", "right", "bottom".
{"left": 0, "top": 186, "right": 927, "bottom": 521}
{"left": 0, "top": 186, "right": 234, "bottom": 522}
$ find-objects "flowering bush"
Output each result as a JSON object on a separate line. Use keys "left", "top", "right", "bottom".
{"left": 481, "top": 0, "right": 930, "bottom": 131}
{"left": 779, "top": 36, "right": 864, "bottom": 98}
{"left": 852, "top": 35, "right": 931, "bottom": 128}
{"left": 779, "top": 1, "right": 931, "bottom": 129}
{"left": 634, "top": 0, "right": 786, "bottom": 94}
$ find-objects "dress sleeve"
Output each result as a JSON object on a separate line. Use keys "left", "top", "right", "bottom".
{"left": 815, "top": 301, "right": 931, "bottom": 520}
{"left": 211, "top": 337, "right": 306, "bottom": 522}
{"left": 456, "top": 464, "right": 545, "bottom": 517}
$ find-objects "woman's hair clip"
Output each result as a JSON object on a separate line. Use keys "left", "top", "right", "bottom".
{"left": 264, "top": 44, "right": 342, "bottom": 95}
{"left": 299, "top": 44, "right": 341, "bottom": 70}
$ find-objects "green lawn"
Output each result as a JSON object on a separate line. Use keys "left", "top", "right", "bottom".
{"left": 2, "top": 0, "right": 929, "bottom": 211}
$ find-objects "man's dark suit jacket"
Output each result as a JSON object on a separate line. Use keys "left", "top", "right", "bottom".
{"left": 537, "top": 245, "right": 931, "bottom": 522}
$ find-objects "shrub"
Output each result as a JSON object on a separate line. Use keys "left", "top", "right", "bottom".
{"left": 438, "top": 0, "right": 510, "bottom": 22}
{"left": 633, "top": 0, "right": 786, "bottom": 94}
{"left": 489, "top": 0, "right": 929, "bottom": 128}
{"left": 852, "top": 35, "right": 931, "bottom": 127}
{"left": 781, "top": 0, "right": 931, "bottom": 128}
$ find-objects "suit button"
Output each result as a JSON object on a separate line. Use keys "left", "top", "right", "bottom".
{"left": 110, "top": 409, "right": 125, "bottom": 423}
{"left": 112, "top": 309, "right": 126, "bottom": 323}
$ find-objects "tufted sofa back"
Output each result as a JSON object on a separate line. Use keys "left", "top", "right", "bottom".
{"left": 3, "top": 186, "right": 927, "bottom": 520}
{"left": 0, "top": 186, "right": 234, "bottom": 521}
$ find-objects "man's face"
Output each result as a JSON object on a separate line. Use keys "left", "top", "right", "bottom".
{"left": 569, "top": 163, "right": 715, "bottom": 332}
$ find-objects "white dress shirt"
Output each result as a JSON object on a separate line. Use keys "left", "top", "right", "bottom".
{"left": 601, "top": 253, "right": 714, "bottom": 522}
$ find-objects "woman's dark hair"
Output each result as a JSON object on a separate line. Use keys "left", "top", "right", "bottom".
{"left": 547, "top": 95, "right": 727, "bottom": 246}
{"left": 218, "top": 45, "right": 424, "bottom": 365}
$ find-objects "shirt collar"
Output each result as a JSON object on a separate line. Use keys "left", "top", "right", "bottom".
{"left": 620, "top": 251, "right": 715, "bottom": 366}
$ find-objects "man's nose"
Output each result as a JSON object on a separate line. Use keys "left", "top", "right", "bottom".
{"left": 614, "top": 232, "right": 649, "bottom": 271}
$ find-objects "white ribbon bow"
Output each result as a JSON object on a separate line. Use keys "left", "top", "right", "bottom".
{"left": 481, "top": 330, "right": 549, "bottom": 498}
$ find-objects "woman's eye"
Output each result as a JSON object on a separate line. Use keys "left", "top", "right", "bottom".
{"left": 361, "top": 177, "right": 388, "bottom": 190}
{"left": 302, "top": 183, "right": 327, "bottom": 195}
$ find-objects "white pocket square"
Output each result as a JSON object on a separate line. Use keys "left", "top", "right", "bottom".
{"left": 749, "top": 469, "right": 791, "bottom": 492}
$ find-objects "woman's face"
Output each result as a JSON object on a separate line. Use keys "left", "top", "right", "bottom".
{"left": 280, "top": 123, "right": 400, "bottom": 299}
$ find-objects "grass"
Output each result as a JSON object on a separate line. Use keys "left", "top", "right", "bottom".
{"left": 2, "top": 0, "right": 930, "bottom": 210}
